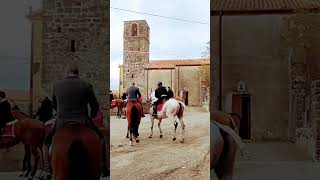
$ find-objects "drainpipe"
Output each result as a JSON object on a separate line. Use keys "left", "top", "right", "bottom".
{"left": 29, "top": 16, "right": 34, "bottom": 116}
{"left": 219, "top": 12, "right": 223, "bottom": 110}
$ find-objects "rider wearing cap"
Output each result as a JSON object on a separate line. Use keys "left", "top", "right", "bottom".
{"left": 152, "top": 82, "right": 168, "bottom": 116}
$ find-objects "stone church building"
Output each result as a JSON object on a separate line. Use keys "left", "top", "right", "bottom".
{"left": 28, "top": 0, "right": 109, "bottom": 114}
{"left": 211, "top": 0, "right": 320, "bottom": 161}
{"left": 118, "top": 20, "right": 210, "bottom": 107}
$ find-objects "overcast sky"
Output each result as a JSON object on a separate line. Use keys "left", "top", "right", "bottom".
{"left": 0, "top": 0, "right": 41, "bottom": 90}
{"left": 110, "top": 0, "right": 210, "bottom": 90}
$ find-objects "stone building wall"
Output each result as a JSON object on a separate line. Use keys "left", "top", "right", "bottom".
{"left": 41, "top": 0, "right": 109, "bottom": 115}
{"left": 212, "top": 15, "right": 290, "bottom": 140}
{"left": 147, "top": 69, "right": 174, "bottom": 96}
{"left": 311, "top": 80, "right": 320, "bottom": 161}
{"left": 123, "top": 20, "right": 149, "bottom": 97}
{"left": 177, "top": 66, "right": 202, "bottom": 106}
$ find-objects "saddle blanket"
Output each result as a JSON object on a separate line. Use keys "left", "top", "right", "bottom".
{"left": 110, "top": 100, "right": 116, "bottom": 108}
{"left": 157, "top": 102, "right": 165, "bottom": 111}
{"left": 1, "top": 119, "right": 18, "bottom": 138}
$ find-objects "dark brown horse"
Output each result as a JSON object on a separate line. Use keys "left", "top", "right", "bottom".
{"left": 51, "top": 124, "right": 102, "bottom": 180}
{"left": 1, "top": 109, "right": 46, "bottom": 180}
{"left": 111, "top": 98, "right": 125, "bottom": 118}
{"left": 211, "top": 111, "right": 244, "bottom": 180}
{"left": 126, "top": 100, "right": 142, "bottom": 146}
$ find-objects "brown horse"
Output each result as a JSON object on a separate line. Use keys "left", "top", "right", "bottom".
{"left": 126, "top": 100, "right": 142, "bottom": 146}
{"left": 2, "top": 110, "right": 46, "bottom": 180}
{"left": 51, "top": 124, "right": 102, "bottom": 180}
{"left": 111, "top": 98, "right": 125, "bottom": 118}
{"left": 173, "top": 96, "right": 184, "bottom": 102}
{"left": 211, "top": 111, "right": 244, "bottom": 180}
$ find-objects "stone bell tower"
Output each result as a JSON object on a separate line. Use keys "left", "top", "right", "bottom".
{"left": 40, "top": 0, "right": 108, "bottom": 109}
{"left": 123, "top": 20, "right": 150, "bottom": 97}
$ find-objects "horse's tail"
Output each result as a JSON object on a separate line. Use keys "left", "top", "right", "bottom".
{"left": 131, "top": 105, "right": 139, "bottom": 137}
{"left": 68, "top": 139, "right": 89, "bottom": 180}
{"left": 178, "top": 100, "right": 187, "bottom": 112}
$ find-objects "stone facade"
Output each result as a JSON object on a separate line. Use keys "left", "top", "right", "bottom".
{"left": 30, "top": 0, "right": 109, "bottom": 117}
{"left": 120, "top": 20, "right": 210, "bottom": 107}
{"left": 123, "top": 20, "right": 149, "bottom": 97}
{"left": 212, "top": 12, "right": 320, "bottom": 161}
{"left": 311, "top": 80, "right": 320, "bottom": 161}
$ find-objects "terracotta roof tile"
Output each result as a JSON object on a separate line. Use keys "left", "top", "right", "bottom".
{"left": 211, "top": 0, "right": 320, "bottom": 14}
{"left": 145, "top": 59, "right": 209, "bottom": 70}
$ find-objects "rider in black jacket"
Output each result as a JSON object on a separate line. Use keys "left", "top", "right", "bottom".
{"left": 152, "top": 82, "right": 168, "bottom": 116}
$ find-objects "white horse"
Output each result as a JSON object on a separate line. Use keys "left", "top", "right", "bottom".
{"left": 148, "top": 91, "right": 187, "bottom": 143}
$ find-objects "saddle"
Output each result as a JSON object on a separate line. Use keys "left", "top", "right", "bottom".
{"left": 110, "top": 99, "right": 116, "bottom": 108}
{"left": 156, "top": 100, "right": 167, "bottom": 111}
{"left": 93, "top": 110, "right": 105, "bottom": 128}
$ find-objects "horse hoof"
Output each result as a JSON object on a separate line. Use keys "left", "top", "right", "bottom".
{"left": 173, "top": 137, "right": 176, "bottom": 141}
{"left": 160, "top": 135, "right": 163, "bottom": 138}
{"left": 18, "top": 173, "right": 24, "bottom": 177}
{"left": 180, "top": 139, "right": 184, "bottom": 143}
{"left": 126, "top": 136, "right": 129, "bottom": 138}
{"left": 130, "top": 141, "right": 133, "bottom": 146}
{"left": 148, "top": 135, "right": 152, "bottom": 138}
{"left": 136, "top": 139, "right": 140, "bottom": 143}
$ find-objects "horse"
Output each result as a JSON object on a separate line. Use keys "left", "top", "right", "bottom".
{"left": 111, "top": 98, "right": 125, "bottom": 118}
{"left": 51, "top": 123, "right": 102, "bottom": 180}
{"left": 148, "top": 91, "right": 186, "bottom": 143}
{"left": 1, "top": 109, "right": 46, "bottom": 180}
{"left": 211, "top": 111, "right": 246, "bottom": 180}
{"left": 125, "top": 100, "right": 142, "bottom": 146}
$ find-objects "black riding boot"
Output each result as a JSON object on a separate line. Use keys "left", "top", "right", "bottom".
{"left": 152, "top": 105, "right": 157, "bottom": 116}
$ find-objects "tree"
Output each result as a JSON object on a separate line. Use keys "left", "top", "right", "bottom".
{"left": 199, "top": 41, "right": 210, "bottom": 88}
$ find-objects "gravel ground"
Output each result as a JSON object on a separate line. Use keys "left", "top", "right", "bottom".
{"left": 110, "top": 110, "right": 210, "bottom": 180}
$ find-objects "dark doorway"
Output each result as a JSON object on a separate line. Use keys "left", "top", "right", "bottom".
{"left": 183, "top": 90, "right": 189, "bottom": 106}
{"left": 232, "top": 94, "right": 251, "bottom": 140}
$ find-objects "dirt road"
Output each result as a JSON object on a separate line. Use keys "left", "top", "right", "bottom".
{"left": 110, "top": 110, "right": 210, "bottom": 180}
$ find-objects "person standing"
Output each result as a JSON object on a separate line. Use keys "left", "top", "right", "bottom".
{"left": 0, "top": 91, "right": 15, "bottom": 139}
{"left": 167, "top": 87, "right": 174, "bottom": 99}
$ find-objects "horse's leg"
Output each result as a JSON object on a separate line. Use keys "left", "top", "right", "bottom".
{"left": 178, "top": 116, "right": 186, "bottom": 143}
{"left": 129, "top": 128, "right": 133, "bottom": 146}
{"left": 24, "top": 145, "right": 32, "bottom": 177}
{"left": 148, "top": 116, "right": 155, "bottom": 138}
{"left": 126, "top": 125, "right": 129, "bottom": 138}
{"left": 19, "top": 144, "right": 30, "bottom": 177}
{"left": 169, "top": 115, "right": 178, "bottom": 141}
{"left": 158, "top": 119, "right": 163, "bottom": 138}
{"left": 29, "top": 147, "right": 40, "bottom": 179}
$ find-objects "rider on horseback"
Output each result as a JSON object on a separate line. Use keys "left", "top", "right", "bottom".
{"left": 42, "top": 64, "right": 109, "bottom": 179}
{"left": 0, "top": 91, "right": 15, "bottom": 140}
{"left": 152, "top": 82, "right": 168, "bottom": 116}
{"left": 34, "top": 94, "right": 53, "bottom": 124}
{"left": 126, "top": 82, "right": 145, "bottom": 117}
